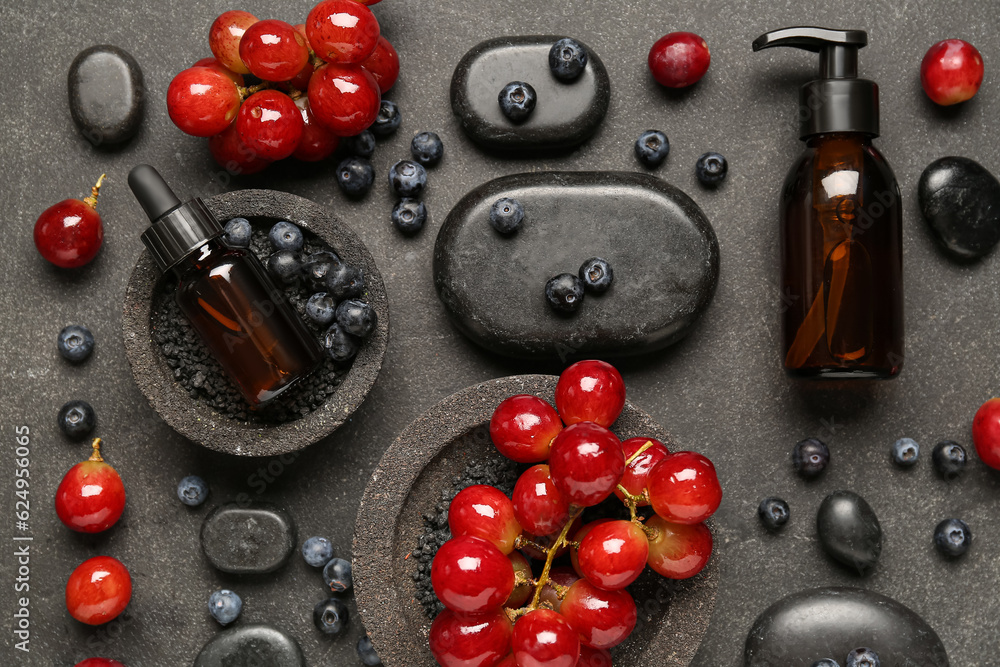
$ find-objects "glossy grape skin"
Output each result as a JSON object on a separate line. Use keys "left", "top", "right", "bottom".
{"left": 306, "top": 0, "right": 380, "bottom": 64}
{"left": 512, "top": 464, "right": 570, "bottom": 536}
{"left": 505, "top": 550, "right": 533, "bottom": 608}
{"left": 74, "top": 660, "right": 127, "bottom": 667}
{"left": 209, "top": 9, "right": 258, "bottom": 74}
{"left": 167, "top": 66, "right": 242, "bottom": 137}
{"left": 65, "top": 556, "right": 132, "bottom": 625}
{"left": 431, "top": 535, "right": 514, "bottom": 614}
{"left": 548, "top": 422, "right": 624, "bottom": 507}
{"left": 555, "top": 360, "right": 626, "bottom": 427}
{"left": 570, "top": 519, "right": 612, "bottom": 577}
{"left": 292, "top": 97, "right": 340, "bottom": 162}
{"left": 648, "top": 32, "right": 711, "bottom": 88}
{"left": 512, "top": 609, "right": 580, "bottom": 667}
{"left": 647, "top": 451, "right": 722, "bottom": 524}
{"left": 239, "top": 19, "right": 310, "bottom": 82}
{"left": 645, "top": 515, "right": 713, "bottom": 579}
{"left": 561, "top": 579, "right": 637, "bottom": 649}
{"left": 361, "top": 35, "right": 400, "bottom": 93}
{"left": 577, "top": 520, "right": 648, "bottom": 590}
{"left": 973, "top": 398, "right": 1000, "bottom": 470}
{"left": 236, "top": 90, "right": 304, "bottom": 161}
{"left": 208, "top": 122, "right": 273, "bottom": 175}
{"left": 192, "top": 56, "right": 244, "bottom": 86}
{"left": 429, "top": 609, "right": 512, "bottom": 667}
{"left": 490, "top": 394, "right": 564, "bottom": 463}
{"left": 920, "top": 39, "right": 984, "bottom": 106}
{"left": 308, "top": 63, "right": 381, "bottom": 136}
{"left": 448, "top": 484, "right": 522, "bottom": 554}
{"left": 55, "top": 443, "right": 125, "bottom": 533}
{"left": 614, "top": 437, "right": 669, "bottom": 505}
{"left": 34, "top": 198, "right": 103, "bottom": 268}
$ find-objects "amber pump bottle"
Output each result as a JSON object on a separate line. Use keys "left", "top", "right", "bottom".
{"left": 128, "top": 165, "right": 322, "bottom": 406}
{"left": 753, "top": 27, "right": 903, "bottom": 379}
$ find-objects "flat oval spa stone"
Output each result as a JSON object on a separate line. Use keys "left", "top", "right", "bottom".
{"left": 194, "top": 624, "right": 305, "bottom": 667}
{"left": 744, "top": 587, "right": 949, "bottom": 666}
{"left": 200, "top": 502, "right": 296, "bottom": 574}
{"left": 68, "top": 44, "right": 145, "bottom": 145}
{"left": 433, "top": 171, "right": 719, "bottom": 359}
{"left": 451, "top": 35, "right": 610, "bottom": 152}
{"left": 816, "top": 490, "right": 882, "bottom": 575}
{"left": 919, "top": 156, "right": 1000, "bottom": 260}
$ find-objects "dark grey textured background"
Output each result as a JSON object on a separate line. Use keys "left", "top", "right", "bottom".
{"left": 1, "top": 0, "right": 998, "bottom": 665}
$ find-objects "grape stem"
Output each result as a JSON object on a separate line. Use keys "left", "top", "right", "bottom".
{"left": 625, "top": 440, "right": 654, "bottom": 466}
{"left": 528, "top": 506, "right": 584, "bottom": 610}
{"left": 82, "top": 174, "right": 106, "bottom": 209}
{"left": 88, "top": 438, "right": 104, "bottom": 462}
{"left": 237, "top": 82, "right": 272, "bottom": 99}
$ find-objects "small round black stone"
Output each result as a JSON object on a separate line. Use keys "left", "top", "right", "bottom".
{"left": 68, "top": 45, "right": 145, "bottom": 145}
{"left": 919, "top": 156, "right": 1000, "bottom": 260}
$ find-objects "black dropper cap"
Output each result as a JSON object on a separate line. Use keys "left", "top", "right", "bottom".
{"left": 753, "top": 27, "right": 879, "bottom": 139}
{"left": 128, "top": 164, "right": 224, "bottom": 271}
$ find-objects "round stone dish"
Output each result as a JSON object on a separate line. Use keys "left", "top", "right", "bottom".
{"left": 353, "top": 374, "right": 718, "bottom": 667}
{"left": 122, "top": 189, "right": 389, "bottom": 457}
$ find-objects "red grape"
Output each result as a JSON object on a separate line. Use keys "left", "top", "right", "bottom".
{"left": 505, "top": 549, "right": 533, "bottom": 609}
{"left": 209, "top": 10, "right": 258, "bottom": 75}
{"left": 647, "top": 451, "right": 722, "bottom": 524}
{"left": 236, "top": 90, "right": 304, "bottom": 161}
{"left": 555, "top": 360, "right": 626, "bottom": 427}
{"left": 239, "top": 19, "right": 310, "bottom": 82}
{"left": 578, "top": 646, "right": 613, "bottom": 667}
{"left": 512, "top": 464, "right": 570, "bottom": 536}
{"left": 920, "top": 39, "right": 984, "bottom": 106}
{"left": 34, "top": 176, "right": 105, "bottom": 269}
{"left": 208, "top": 122, "right": 273, "bottom": 175}
{"left": 549, "top": 422, "right": 624, "bottom": 507}
{"left": 561, "top": 579, "right": 637, "bottom": 649}
{"left": 361, "top": 35, "right": 400, "bottom": 93}
{"left": 65, "top": 556, "right": 132, "bottom": 625}
{"left": 537, "top": 566, "right": 579, "bottom": 613}
{"left": 496, "top": 656, "right": 517, "bottom": 667}
{"left": 490, "top": 394, "right": 563, "bottom": 463}
{"left": 570, "top": 519, "right": 612, "bottom": 577}
{"left": 429, "top": 609, "right": 512, "bottom": 667}
{"left": 576, "top": 520, "right": 648, "bottom": 590}
{"left": 645, "top": 515, "right": 712, "bottom": 579}
{"left": 432, "top": 535, "right": 514, "bottom": 614}
{"left": 55, "top": 439, "right": 125, "bottom": 533}
{"left": 307, "top": 63, "right": 381, "bottom": 136}
{"left": 306, "top": 0, "right": 381, "bottom": 64}
{"left": 648, "top": 32, "right": 711, "bottom": 88}
{"left": 449, "top": 484, "right": 522, "bottom": 554}
{"left": 615, "top": 437, "right": 669, "bottom": 505}
{"left": 192, "top": 56, "right": 244, "bottom": 86}
{"left": 974, "top": 398, "right": 1000, "bottom": 470}
{"left": 167, "top": 66, "right": 242, "bottom": 137}
{"left": 512, "top": 609, "right": 580, "bottom": 667}
{"left": 292, "top": 97, "right": 340, "bottom": 162}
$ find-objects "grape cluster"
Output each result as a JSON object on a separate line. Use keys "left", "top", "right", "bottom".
{"left": 428, "top": 360, "right": 722, "bottom": 667}
{"left": 166, "top": 1, "right": 399, "bottom": 175}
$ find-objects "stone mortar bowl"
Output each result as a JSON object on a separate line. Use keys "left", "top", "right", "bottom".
{"left": 122, "top": 189, "right": 389, "bottom": 457}
{"left": 354, "top": 374, "right": 719, "bottom": 666}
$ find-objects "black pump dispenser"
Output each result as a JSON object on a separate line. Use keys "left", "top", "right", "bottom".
{"left": 753, "top": 27, "right": 879, "bottom": 139}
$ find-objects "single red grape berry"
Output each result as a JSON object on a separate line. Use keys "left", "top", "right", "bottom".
{"left": 239, "top": 19, "right": 310, "bottom": 82}
{"left": 429, "top": 608, "right": 512, "bottom": 667}
{"left": 569, "top": 519, "right": 612, "bottom": 577}
{"left": 306, "top": 0, "right": 380, "bottom": 64}
{"left": 648, "top": 32, "right": 711, "bottom": 88}
{"left": 292, "top": 97, "right": 340, "bottom": 162}
{"left": 208, "top": 122, "right": 273, "bottom": 175}
{"left": 490, "top": 394, "right": 564, "bottom": 463}
{"left": 555, "top": 360, "right": 626, "bottom": 427}
{"left": 192, "top": 56, "right": 245, "bottom": 86}
{"left": 236, "top": 90, "right": 304, "bottom": 161}
{"left": 645, "top": 515, "right": 712, "bottom": 579}
{"left": 431, "top": 535, "right": 514, "bottom": 614}
{"left": 512, "top": 608, "right": 580, "bottom": 667}
{"left": 578, "top": 646, "right": 613, "bottom": 667}
{"left": 55, "top": 438, "right": 125, "bottom": 533}
{"left": 308, "top": 63, "right": 381, "bottom": 136}
{"left": 34, "top": 175, "right": 105, "bottom": 268}
{"left": 973, "top": 398, "right": 1000, "bottom": 470}
{"left": 920, "top": 39, "right": 984, "bottom": 106}
{"left": 361, "top": 35, "right": 400, "bottom": 93}
{"left": 647, "top": 451, "right": 722, "bottom": 524}
{"left": 512, "top": 464, "right": 571, "bottom": 536}
{"left": 549, "top": 422, "right": 624, "bottom": 507}
{"left": 505, "top": 549, "right": 533, "bottom": 609}
{"left": 615, "top": 437, "right": 669, "bottom": 505}
{"left": 209, "top": 10, "right": 258, "bottom": 75}
{"left": 74, "top": 660, "right": 127, "bottom": 667}
{"left": 449, "top": 484, "right": 522, "bottom": 554}
{"left": 560, "top": 579, "right": 637, "bottom": 649}
{"left": 537, "top": 566, "right": 579, "bottom": 613}
{"left": 576, "top": 519, "right": 649, "bottom": 590}
{"left": 167, "top": 66, "right": 242, "bottom": 137}
{"left": 65, "top": 555, "right": 132, "bottom": 625}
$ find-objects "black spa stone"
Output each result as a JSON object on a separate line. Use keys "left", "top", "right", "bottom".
{"left": 67, "top": 45, "right": 144, "bottom": 145}
{"left": 816, "top": 491, "right": 882, "bottom": 575}
{"left": 194, "top": 624, "right": 305, "bottom": 667}
{"left": 919, "top": 156, "right": 1000, "bottom": 260}
{"left": 450, "top": 35, "right": 610, "bottom": 152}
{"left": 433, "top": 171, "right": 719, "bottom": 359}
{"left": 200, "top": 502, "right": 296, "bottom": 574}
{"left": 744, "top": 587, "right": 949, "bottom": 666}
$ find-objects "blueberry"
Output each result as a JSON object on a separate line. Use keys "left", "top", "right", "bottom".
{"left": 371, "top": 99, "right": 401, "bottom": 137}
{"left": 489, "top": 197, "right": 524, "bottom": 234}
{"left": 545, "top": 273, "right": 585, "bottom": 314}
{"left": 306, "top": 293, "right": 338, "bottom": 325}
{"left": 578, "top": 257, "right": 614, "bottom": 293}
{"left": 410, "top": 131, "right": 443, "bottom": 167}
{"left": 313, "top": 597, "right": 349, "bottom": 636}
{"left": 208, "top": 589, "right": 242, "bottom": 626}
{"left": 266, "top": 250, "right": 300, "bottom": 284}
{"left": 891, "top": 437, "right": 920, "bottom": 467}
{"left": 324, "top": 323, "right": 359, "bottom": 362}
{"left": 343, "top": 130, "right": 376, "bottom": 158}
{"left": 301, "top": 251, "right": 343, "bottom": 289}
{"left": 337, "top": 157, "right": 375, "bottom": 199}
{"left": 932, "top": 440, "right": 966, "bottom": 479}
{"left": 325, "top": 263, "right": 364, "bottom": 300}
{"left": 336, "top": 299, "right": 377, "bottom": 338}
{"left": 388, "top": 160, "right": 427, "bottom": 198}
{"left": 934, "top": 518, "right": 971, "bottom": 557}
{"left": 57, "top": 325, "right": 94, "bottom": 362}
{"left": 811, "top": 660, "right": 841, "bottom": 667}
{"left": 222, "top": 217, "right": 252, "bottom": 248}
{"left": 177, "top": 475, "right": 209, "bottom": 507}
{"left": 548, "top": 37, "right": 588, "bottom": 82}
{"left": 323, "top": 557, "right": 353, "bottom": 593}
{"left": 57, "top": 400, "right": 96, "bottom": 440}
{"left": 357, "top": 635, "right": 383, "bottom": 666}
{"left": 758, "top": 497, "right": 790, "bottom": 530}
{"left": 302, "top": 536, "right": 335, "bottom": 568}
{"left": 635, "top": 130, "right": 670, "bottom": 168}
{"left": 392, "top": 199, "right": 427, "bottom": 235}
{"left": 696, "top": 152, "right": 728, "bottom": 185}
{"left": 792, "top": 438, "right": 829, "bottom": 478}
{"left": 845, "top": 647, "right": 880, "bottom": 667}
{"left": 498, "top": 81, "right": 537, "bottom": 123}
{"left": 268, "top": 221, "right": 304, "bottom": 252}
